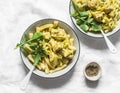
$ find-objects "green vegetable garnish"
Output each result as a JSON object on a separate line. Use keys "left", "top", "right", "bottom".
{"left": 31, "top": 47, "right": 46, "bottom": 55}
{"left": 72, "top": 1, "right": 81, "bottom": 16}
{"left": 32, "top": 32, "right": 43, "bottom": 40}
{"left": 16, "top": 32, "right": 43, "bottom": 48}
{"left": 92, "top": 24, "right": 102, "bottom": 32}
{"left": 86, "top": 18, "right": 94, "bottom": 24}
{"left": 76, "top": 19, "right": 83, "bottom": 25}
{"left": 79, "top": 17, "right": 87, "bottom": 21}
{"left": 70, "top": 11, "right": 78, "bottom": 18}
{"left": 16, "top": 34, "right": 28, "bottom": 49}
{"left": 16, "top": 31, "right": 46, "bottom": 66}
{"left": 80, "top": 24, "right": 89, "bottom": 31}
{"left": 33, "top": 54, "right": 41, "bottom": 66}
{"left": 71, "top": 0, "right": 102, "bottom": 33}
{"left": 79, "top": 11, "right": 88, "bottom": 17}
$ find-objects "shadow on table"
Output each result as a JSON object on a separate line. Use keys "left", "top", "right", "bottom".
{"left": 21, "top": 62, "right": 74, "bottom": 89}
{"left": 84, "top": 78, "right": 99, "bottom": 88}
{"left": 29, "top": 67, "right": 74, "bottom": 89}
{"left": 72, "top": 24, "right": 120, "bottom": 50}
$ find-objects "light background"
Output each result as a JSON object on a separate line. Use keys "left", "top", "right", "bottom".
{"left": 0, "top": 0, "right": 120, "bottom": 93}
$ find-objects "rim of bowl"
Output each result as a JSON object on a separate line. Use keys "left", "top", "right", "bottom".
{"left": 69, "top": 0, "right": 120, "bottom": 38}
{"left": 20, "top": 18, "right": 81, "bottom": 78}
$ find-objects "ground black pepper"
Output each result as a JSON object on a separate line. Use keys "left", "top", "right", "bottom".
{"left": 85, "top": 62, "right": 99, "bottom": 77}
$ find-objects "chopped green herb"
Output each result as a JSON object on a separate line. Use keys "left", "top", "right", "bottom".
{"left": 79, "top": 11, "right": 88, "bottom": 17}
{"left": 31, "top": 47, "right": 46, "bottom": 55}
{"left": 92, "top": 24, "right": 102, "bottom": 32}
{"left": 33, "top": 54, "right": 41, "bottom": 66}
{"left": 16, "top": 34, "right": 28, "bottom": 48}
{"left": 32, "top": 32, "right": 43, "bottom": 40}
{"left": 79, "top": 17, "right": 87, "bottom": 21}
{"left": 86, "top": 18, "right": 94, "bottom": 24}
{"left": 80, "top": 24, "right": 89, "bottom": 31}
{"left": 16, "top": 32, "right": 43, "bottom": 48}
{"left": 16, "top": 31, "right": 47, "bottom": 66}
{"left": 72, "top": 1, "right": 81, "bottom": 16}
{"left": 76, "top": 19, "right": 83, "bottom": 25}
{"left": 70, "top": 11, "right": 78, "bottom": 18}
{"left": 29, "top": 43, "right": 38, "bottom": 49}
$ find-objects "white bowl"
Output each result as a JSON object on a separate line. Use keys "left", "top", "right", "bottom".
{"left": 20, "top": 18, "right": 80, "bottom": 78}
{"left": 69, "top": 0, "right": 120, "bottom": 38}
{"left": 84, "top": 62, "right": 102, "bottom": 81}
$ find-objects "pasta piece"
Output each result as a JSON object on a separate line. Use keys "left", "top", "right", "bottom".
{"left": 44, "top": 63, "right": 50, "bottom": 74}
{"left": 36, "top": 24, "right": 54, "bottom": 32}
{"left": 44, "top": 57, "right": 54, "bottom": 69}
{"left": 49, "top": 53, "right": 60, "bottom": 68}
{"left": 70, "top": 38, "right": 74, "bottom": 45}
{"left": 27, "top": 54, "right": 34, "bottom": 63}
{"left": 62, "top": 49, "right": 69, "bottom": 57}
{"left": 68, "top": 46, "right": 76, "bottom": 52}
{"left": 23, "top": 44, "right": 32, "bottom": 53}
{"left": 52, "top": 36, "right": 66, "bottom": 41}
{"left": 37, "top": 63, "right": 42, "bottom": 70}
{"left": 28, "top": 33, "right": 33, "bottom": 39}
{"left": 40, "top": 62, "right": 46, "bottom": 71}
{"left": 62, "top": 58, "right": 69, "bottom": 64}
{"left": 68, "top": 55, "right": 74, "bottom": 59}
{"left": 53, "top": 21, "right": 58, "bottom": 28}
{"left": 49, "top": 64, "right": 67, "bottom": 74}
{"left": 27, "top": 54, "right": 43, "bottom": 70}
{"left": 53, "top": 42, "right": 63, "bottom": 53}
{"left": 43, "top": 32, "right": 51, "bottom": 40}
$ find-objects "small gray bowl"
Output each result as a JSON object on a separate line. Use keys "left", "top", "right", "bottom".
{"left": 20, "top": 18, "right": 80, "bottom": 78}
{"left": 69, "top": 0, "right": 120, "bottom": 38}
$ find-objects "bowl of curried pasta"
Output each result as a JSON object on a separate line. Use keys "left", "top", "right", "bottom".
{"left": 69, "top": 0, "right": 120, "bottom": 38}
{"left": 18, "top": 19, "right": 80, "bottom": 78}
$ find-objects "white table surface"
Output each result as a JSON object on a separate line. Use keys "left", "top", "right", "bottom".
{"left": 0, "top": 0, "right": 120, "bottom": 93}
